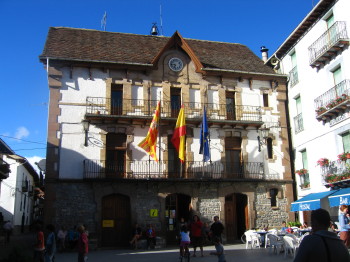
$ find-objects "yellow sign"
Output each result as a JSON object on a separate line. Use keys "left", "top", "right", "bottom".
{"left": 150, "top": 209, "right": 158, "bottom": 217}
{"left": 102, "top": 220, "right": 114, "bottom": 227}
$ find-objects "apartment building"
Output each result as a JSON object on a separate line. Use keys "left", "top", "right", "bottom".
{"left": 267, "top": 0, "right": 350, "bottom": 223}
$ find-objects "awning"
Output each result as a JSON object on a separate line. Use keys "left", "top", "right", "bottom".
{"left": 328, "top": 187, "right": 350, "bottom": 207}
{"left": 290, "top": 191, "right": 338, "bottom": 211}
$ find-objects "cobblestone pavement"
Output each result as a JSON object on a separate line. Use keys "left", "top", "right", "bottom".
{"left": 55, "top": 244, "right": 293, "bottom": 262}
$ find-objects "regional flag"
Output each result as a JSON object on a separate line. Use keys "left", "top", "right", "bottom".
{"left": 171, "top": 105, "right": 186, "bottom": 162}
{"left": 199, "top": 106, "right": 210, "bottom": 162}
{"left": 138, "top": 101, "right": 160, "bottom": 161}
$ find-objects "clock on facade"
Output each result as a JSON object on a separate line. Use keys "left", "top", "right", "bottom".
{"left": 168, "top": 57, "right": 184, "bottom": 72}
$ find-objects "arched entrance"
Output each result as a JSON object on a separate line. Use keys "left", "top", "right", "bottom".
{"left": 101, "top": 194, "right": 131, "bottom": 247}
{"left": 224, "top": 193, "right": 248, "bottom": 242}
{"left": 165, "top": 193, "right": 191, "bottom": 244}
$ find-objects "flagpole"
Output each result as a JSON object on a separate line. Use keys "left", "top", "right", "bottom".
{"left": 158, "top": 93, "right": 161, "bottom": 178}
{"left": 202, "top": 107, "right": 205, "bottom": 178}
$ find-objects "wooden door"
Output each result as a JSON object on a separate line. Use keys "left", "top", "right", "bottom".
{"left": 226, "top": 91, "right": 236, "bottom": 120}
{"left": 101, "top": 194, "right": 131, "bottom": 247}
{"left": 225, "top": 193, "right": 247, "bottom": 242}
{"left": 111, "top": 84, "right": 123, "bottom": 115}
{"left": 225, "top": 137, "right": 242, "bottom": 178}
{"left": 171, "top": 88, "right": 181, "bottom": 118}
{"left": 106, "top": 133, "right": 126, "bottom": 178}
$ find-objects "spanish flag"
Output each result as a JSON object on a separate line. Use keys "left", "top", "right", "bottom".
{"left": 138, "top": 101, "right": 160, "bottom": 161}
{"left": 171, "top": 105, "right": 186, "bottom": 162}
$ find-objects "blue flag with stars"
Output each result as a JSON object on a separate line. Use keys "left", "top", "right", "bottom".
{"left": 199, "top": 106, "right": 210, "bottom": 162}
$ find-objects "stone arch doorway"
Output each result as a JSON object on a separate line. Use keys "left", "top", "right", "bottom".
{"left": 101, "top": 194, "right": 131, "bottom": 247}
{"left": 225, "top": 193, "right": 248, "bottom": 242}
{"left": 165, "top": 193, "right": 191, "bottom": 244}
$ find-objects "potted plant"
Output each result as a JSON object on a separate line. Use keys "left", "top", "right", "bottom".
{"left": 338, "top": 152, "right": 348, "bottom": 162}
{"left": 295, "top": 169, "right": 308, "bottom": 176}
{"left": 317, "top": 158, "right": 330, "bottom": 167}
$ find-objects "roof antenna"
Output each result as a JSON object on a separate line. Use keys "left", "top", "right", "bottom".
{"left": 160, "top": 3, "right": 163, "bottom": 36}
{"left": 101, "top": 11, "right": 107, "bottom": 31}
{"left": 150, "top": 22, "right": 159, "bottom": 36}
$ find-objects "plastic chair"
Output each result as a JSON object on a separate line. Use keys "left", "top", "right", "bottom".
{"left": 244, "top": 231, "right": 260, "bottom": 249}
{"left": 283, "top": 235, "right": 299, "bottom": 258}
{"left": 266, "top": 233, "right": 284, "bottom": 254}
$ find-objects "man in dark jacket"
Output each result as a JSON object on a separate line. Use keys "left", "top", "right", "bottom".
{"left": 294, "top": 208, "right": 350, "bottom": 262}
{"left": 210, "top": 216, "right": 224, "bottom": 242}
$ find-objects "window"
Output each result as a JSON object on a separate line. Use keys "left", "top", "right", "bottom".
{"left": 131, "top": 85, "right": 143, "bottom": 106}
{"left": 341, "top": 132, "right": 350, "bottom": 152}
{"left": 300, "top": 150, "right": 310, "bottom": 188}
{"left": 189, "top": 89, "right": 200, "bottom": 109}
{"left": 263, "top": 93, "right": 269, "bottom": 107}
{"left": 269, "top": 188, "right": 278, "bottom": 207}
{"left": 294, "top": 96, "right": 304, "bottom": 133}
{"left": 267, "top": 138, "right": 273, "bottom": 159}
{"left": 208, "top": 90, "right": 219, "bottom": 110}
{"left": 326, "top": 14, "right": 334, "bottom": 28}
{"left": 289, "top": 51, "right": 298, "bottom": 87}
{"left": 333, "top": 67, "right": 342, "bottom": 85}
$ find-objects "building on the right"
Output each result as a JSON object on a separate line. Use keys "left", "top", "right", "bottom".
{"left": 266, "top": 0, "right": 350, "bottom": 223}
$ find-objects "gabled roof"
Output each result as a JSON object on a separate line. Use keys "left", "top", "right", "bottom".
{"left": 39, "top": 27, "right": 278, "bottom": 76}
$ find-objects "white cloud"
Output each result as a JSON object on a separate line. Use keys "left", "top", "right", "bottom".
{"left": 26, "top": 156, "right": 44, "bottom": 174}
{"left": 15, "top": 126, "right": 30, "bottom": 140}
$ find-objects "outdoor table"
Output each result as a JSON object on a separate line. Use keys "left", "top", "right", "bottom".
{"left": 255, "top": 231, "right": 268, "bottom": 247}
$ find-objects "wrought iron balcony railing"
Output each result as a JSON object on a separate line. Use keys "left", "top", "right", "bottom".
{"left": 288, "top": 66, "right": 299, "bottom": 88}
{"left": 83, "top": 159, "right": 272, "bottom": 180}
{"left": 314, "top": 79, "right": 350, "bottom": 119}
{"left": 86, "top": 97, "right": 262, "bottom": 122}
{"left": 319, "top": 160, "right": 350, "bottom": 186}
{"left": 308, "top": 21, "right": 349, "bottom": 67}
{"left": 293, "top": 113, "right": 304, "bottom": 134}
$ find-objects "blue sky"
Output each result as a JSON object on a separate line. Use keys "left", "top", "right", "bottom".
{"left": 0, "top": 0, "right": 319, "bottom": 169}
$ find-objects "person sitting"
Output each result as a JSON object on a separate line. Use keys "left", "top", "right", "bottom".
{"left": 130, "top": 223, "right": 142, "bottom": 249}
{"left": 146, "top": 224, "right": 156, "bottom": 249}
{"left": 294, "top": 208, "right": 350, "bottom": 262}
{"left": 280, "top": 221, "right": 288, "bottom": 233}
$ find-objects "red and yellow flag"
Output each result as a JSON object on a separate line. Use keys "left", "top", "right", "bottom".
{"left": 138, "top": 101, "right": 160, "bottom": 161}
{"left": 171, "top": 105, "right": 186, "bottom": 162}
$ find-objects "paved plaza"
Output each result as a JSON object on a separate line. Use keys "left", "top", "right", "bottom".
{"left": 54, "top": 244, "right": 294, "bottom": 262}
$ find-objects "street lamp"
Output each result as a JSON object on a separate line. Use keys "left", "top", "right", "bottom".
{"left": 82, "top": 120, "right": 90, "bottom": 147}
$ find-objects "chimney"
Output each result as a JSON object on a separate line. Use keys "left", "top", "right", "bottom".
{"left": 260, "top": 46, "right": 269, "bottom": 62}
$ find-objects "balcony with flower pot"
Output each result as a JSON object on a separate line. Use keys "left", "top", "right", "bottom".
{"left": 319, "top": 154, "right": 350, "bottom": 189}
{"left": 314, "top": 80, "right": 350, "bottom": 123}
{"left": 296, "top": 169, "right": 310, "bottom": 189}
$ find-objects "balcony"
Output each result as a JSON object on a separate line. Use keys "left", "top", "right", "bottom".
{"left": 320, "top": 160, "right": 350, "bottom": 189}
{"left": 288, "top": 66, "right": 299, "bottom": 88}
{"left": 83, "top": 160, "right": 275, "bottom": 181}
{"left": 0, "top": 159, "right": 10, "bottom": 179}
{"left": 85, "top": 98, "right": 262, "bottom": 127}
{"left": 314, "top": 79, "right": 350, "bottom": 123}
{"left": 308, "top": 21, "right": 350, "bottom": 68}
{"left": 293, "top": 113, "right": 304, "bottom": 134}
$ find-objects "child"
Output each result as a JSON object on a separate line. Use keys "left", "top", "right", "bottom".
{"left": 147, "top": 224, "right": 156, "bottom": 249}
{"left": 179, "top": 225, "right": 190, "bottom": 258}
{"left": 210, "top": 237, "right": 226, "bottom": 262}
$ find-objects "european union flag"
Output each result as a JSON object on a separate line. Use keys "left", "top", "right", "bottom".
{"left": 199, "top": 106, "right": 210, "bottom": 162}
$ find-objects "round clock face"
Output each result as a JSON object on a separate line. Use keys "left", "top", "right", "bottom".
{"left": 168, "top": 57, "right": 183, "bottom": 72}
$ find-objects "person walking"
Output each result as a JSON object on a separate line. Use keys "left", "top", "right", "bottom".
{"left": 57, "top": 226, "right": 67, "bottom": 252}
{"left": 210, "top": 216, "right": 224, "bottom": 242}
{"left": 294, "top": 208, "right": 350, "bottom": 262}
{"left": 77, "top": 225, "right": 88, "bottom": 262}
{"left": 190, "top": 215, "right": 204, "bottom": 257}
{"left": 210, "top": 236, "right": 226, "bottom": 262}
{"left": 45, "top": 224, "right": 56, "bottom": 262}
{"left": 338, "top": 205, "right": 350, "bottom": 247}
{"left": 34, "top": 224, "right": 45, "bottom": 262}
{"left": 3, "top": 220, "right": 13, "bottom": 245}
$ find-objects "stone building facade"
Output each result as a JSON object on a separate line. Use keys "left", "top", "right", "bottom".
{"left": 40, "top": 27, "right": 294, "bottom": 246}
